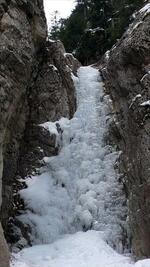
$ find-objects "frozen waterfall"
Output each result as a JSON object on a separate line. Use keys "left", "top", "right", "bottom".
{"left": 11, "top": 67, "right": 150, "bottom": 267}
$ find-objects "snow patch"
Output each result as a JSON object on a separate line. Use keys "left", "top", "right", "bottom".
{"left": 140, "top": 100, "right": 150, "bottom": 107}
{"left": 48, "top": 64, "right": 58, "bottom": 71}
{"left": 64, "top": 52, "right": 75, "bottom": 58}
{"left": 105, "top": 50, "right": 110, "bottom": 60}
{"left": 140, "top": 72, "right": 150, "bottom": 82}
{"left": 48, "top": 38, "right": 56, "bottom": 43}
{"left": 132, "top": 21, "right": 143, "bottom": 31}
{"left": 139, "top": 3, "right": 150, "bottom": 15}
{"left": 40, "top": 121, "right": 58, "bottom": 136}
{"left": 85, "top": 27, "right": 105, "bottom": 34}
{"left": 129, "top": 94, "right": 141, "bottom": 108}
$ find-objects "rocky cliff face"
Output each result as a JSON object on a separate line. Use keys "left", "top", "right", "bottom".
{"left": 0, "top": 1, "right": 76, "bottom": 265}
{"left": 102, "top": 5, "right": 150, "bottom": 258}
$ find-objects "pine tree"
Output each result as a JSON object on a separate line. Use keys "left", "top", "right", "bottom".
{"left": 49, "top": 11, "right": 61, "bottom": 40}
{"left": 49, "top": 0, "right": 144, "bottom": 64}
{"left": 60, "top": 2, "right": 88, "bottom": 53}
{"left": 110, "top": 0, "right": 144, "bottom": 42}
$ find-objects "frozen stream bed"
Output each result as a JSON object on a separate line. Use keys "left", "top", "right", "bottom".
{"left": 11, "top": 67, "right": 150, "bottom": 267}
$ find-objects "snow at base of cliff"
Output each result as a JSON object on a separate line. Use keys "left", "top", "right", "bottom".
{"left": 11, "top": 231, "right": 150, "bottom": 267}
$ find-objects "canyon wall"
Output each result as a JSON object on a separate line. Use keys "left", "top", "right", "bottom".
{"left": 0, "top": 0, "right": 76, "bottom": 265}
{"left": 103, "top": 6, "right": 150, "bottom": 258}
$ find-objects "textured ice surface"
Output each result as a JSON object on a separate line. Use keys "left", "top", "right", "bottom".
{"left": 18, "top": 67, "right": 126, "bottom": 249}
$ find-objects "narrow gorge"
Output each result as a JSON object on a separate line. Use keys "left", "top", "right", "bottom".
{"left": 0, "top": 1, "right": 150, "bottom": 267}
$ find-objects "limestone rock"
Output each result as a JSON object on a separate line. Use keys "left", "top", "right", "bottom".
{"left": 0, "top": 0, "right": 77, "bottom": 263}
{"left": 103, "top": 5, "right": 150, "bottom": 258}
{"left": 64, "top": 52, "right": 82, "bottom": 75}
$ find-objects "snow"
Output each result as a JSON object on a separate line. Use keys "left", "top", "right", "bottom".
{"left": 11, "top": 231, "right": 150, "bottom": 267}
{"left": 133, "top": 94, "right": 142, "bottom": 100}
{"left": 19, "top": 172, "right": 73, "bottom": 244}
{"left": 48, "top": 64, "right": 58, "bottom": 71}
{"left": 140, "top": 73, "right": 148, "bottom": 82}
{"left": 85, "top": 27, "right": 104, "bottom": 34}
{"left": 40, "top": 117, "right": 69, "bottom": 147}
{"left": 129, "top": 94, "right": 141, "bottom": 109}
{"left": 140, "top": 72, "right": 150, "bottom": 82}
{"left": 64, "top": 52, "right": 75, "bottom": 57}
{"left": 139, "top": 3, "right": 150, "bottom": 15}
{"left": 11, "top": 66, "right": 150, "bottom": 267}
{"left": 48, "top": 38, "right": 56, "bottom": 43}
{"left": 127, "top": 3, "right": 150, "bottom": 36}
{"left": 40, "top": 121, "right": 58, "bottom": 136}
{"left": 11, "top": 231, "right": 131, "bottom": 267}
{"left": 132, "top": 21, "right": 142, "bottom": 31}
{"left": 105, "top": 50, "right": 110, "bottom": 60}
{"left": 140, "top": 100, "right": 150, "bottom": 106}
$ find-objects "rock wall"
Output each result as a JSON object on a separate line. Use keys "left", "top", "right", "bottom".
{"left": 0, "top": 0, "right": 76, "bottom": 265}
{"left": 102, "top": 5, "right": 150, "bottom": 258}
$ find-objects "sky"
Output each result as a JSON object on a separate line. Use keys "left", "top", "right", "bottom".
{"left": 43, "top": 0, "right": 76, "bottom": 25}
